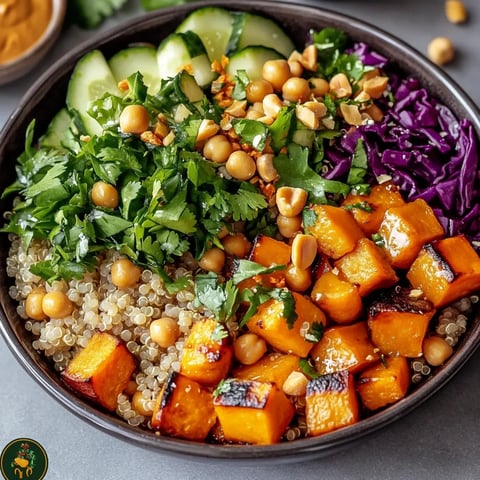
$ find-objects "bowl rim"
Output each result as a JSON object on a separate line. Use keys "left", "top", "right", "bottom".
{"left": 1, "top": 0, "right": 480, "bottom": 462}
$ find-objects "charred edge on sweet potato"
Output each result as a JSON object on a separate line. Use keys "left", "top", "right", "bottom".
{"left": 422, "top": 243, "right": 455, "bottom": 282}
{"left": 306, "top": 370, "right": 351, "bottom": 395}
{"left": 368, "top": 285, "right": 435, "bottom": 317}
{"left": 213, "top": 379, "right": 270, "bottom": 408}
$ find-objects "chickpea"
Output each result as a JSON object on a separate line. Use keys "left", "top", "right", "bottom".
{"left": 256, "top": 153, "right": 278, "bottom": 183}
{"left": 246, "top": 79, "right": 274, "bottom": 103}
{"left": 234, "top": 333, "right": 267, "bottom": 365}
{"left": 42, "top": 291, "right": 74, "bottom": 318}
{"left": 225, "top": 150, "right": 256, "bottom": 181}
{"left": 276, "top": 186, "right": 308, "bottom": 217}
{"left": 282, "top": 77, "right": 311, "bottom": 103}
{"left": 282, "top": 371, "right": 308, "bottom": 396}
{"left": 310, "top": 77, "right": 330, "bottom": 97}
{"left": 198, "top": 247, "right": 225, "bottom": 273}
{"left": 222, "top": 233, "right": 251, "bottom": 259}
{"left": 203, "top": 134, "right": 233, "bottom": 163}
{"left": 262, "top": 59, "right": 292, "bottom": 91}
{"left": 445, "top": 0, "right": 468, "bottom": 24}
{"left": 132, "top": 390, "right": 153, "bottom": 416}
{"left": 428, "top": 37, "right": 455, "bottom": 66}
{"left": 119, "top": 104, "right": 150, "bottom": 134}
{"left": 276, "top": 214, "right": 302, "bottom": 238}
{"left": 150, "top": 316, "right": 180, "bottom": 349}
{"left": 111, "top": 258, "right": 141, "bottom": 289}
{"left": 291, "top": 234, "right": 318, "bottom": 270}
{"left": 25, "top": 288, "right": 47, "bottom": 321}
{"left": 91, "top": 181, "right": 119, "bottom": 209}
{"left": 285, "top": 263, "right": 312, "bottom": 292}
{"left": 423, "top": 336, "right": 454, "bottom": 366}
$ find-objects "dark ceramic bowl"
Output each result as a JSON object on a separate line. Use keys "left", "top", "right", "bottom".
{"left": 1, "top": 0, "right": 479, "bottom": 463}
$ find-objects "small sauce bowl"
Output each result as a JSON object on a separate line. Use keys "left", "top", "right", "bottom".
{"left": 0, "top": 0, "right": 67, "bottom": 86}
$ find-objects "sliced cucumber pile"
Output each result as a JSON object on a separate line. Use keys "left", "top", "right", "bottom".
{"left": 61, "top": 8, "right": 295, "bottom": 136}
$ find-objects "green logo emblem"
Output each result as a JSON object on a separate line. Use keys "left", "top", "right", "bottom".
{"left": 0, "top": 438, "right": 48, "bottom": 480}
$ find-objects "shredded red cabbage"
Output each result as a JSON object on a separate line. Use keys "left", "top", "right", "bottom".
{"left": 327, "top": 43, "right": 480, "bottom": 244}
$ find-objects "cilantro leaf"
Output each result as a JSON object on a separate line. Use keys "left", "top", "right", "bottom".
{"left": 299, "top": 358, "right": 320, "bottom": 379}
{"left": 304, "top": 321, "right": 325, "bottom": 343}
{"left": 274, "top": 143, "right": 350, "bottom": 203}
{"left": 232, "top": 118, "right": 269, "bottom": 151}
{"left": 347, "top": 139, "right": 368, "bottom": 186}
{"left": 66, "top": 0, "right": 128, "bottom": 29}
{"left": 232, "top": 259, "right": 286, "bottom": 285}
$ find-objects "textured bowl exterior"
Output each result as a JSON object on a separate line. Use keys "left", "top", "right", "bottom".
{"left": 0, "top": 0, "right": 67, "bottom": 86}
{"left": 0, "top": 0, "right": 479, "bottom": 462}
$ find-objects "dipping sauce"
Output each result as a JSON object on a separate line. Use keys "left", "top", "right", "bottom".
{"left": 0, "top": 0, "right": 53, "bottom": 65}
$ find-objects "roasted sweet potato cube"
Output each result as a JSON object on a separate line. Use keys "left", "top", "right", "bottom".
{"left": 246, "top": 291, "right": 327, "bottom": 357}
{"left": 367, "top": 286, "right": 435, "bottom": 357}
{"left": 305, "top": 204, "right": 365, "bottom": 259}
{"left": 249, "top": 234, "right": 292, "bottom": 267}
{"left": 407, "top": 235, "right": 480, "bottom": 308}
{"left": 180, "top": 318, "right": 233, "bottom": 386}
{"left": 213, "top": 379, "right": 295, "bottom": 444}
{"left": 305, "top": 370, "right": 359, "bottom": 436}
{"left": 151, "top": 372, "right": 216, "bottom": 441}
{"left": 311, "top": 271, "right": 363, "bottom": 324}
{"left": 61, "top": 331, "right": 136, "bottom": 411}
{"left": 341, "top": 181, "right": 405, "bottom": 236}
{"left": 357, "top": 356, "right": 411, "bottom": 411}
{"left": 310, "top": 321, "right": 379, "bottom": 374}
{"left": 233, "top": 353, "right": 301, "bottom": 388}
{"left": 334, "top": 238, "right": 398, "bottom": 297}
{"left": 378, "top": 198, "right": 444, "bottom": 269}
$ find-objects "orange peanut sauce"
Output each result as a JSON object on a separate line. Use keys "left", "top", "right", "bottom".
{"left": 0, "top": 0, "right": 53, "bottom": 64}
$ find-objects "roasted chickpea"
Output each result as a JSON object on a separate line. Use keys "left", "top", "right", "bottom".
{"left": 282, "top": 371, "right": 308, "bottom": 396}
{"left": 25, "top": 288, "right": 47, "bottom": 320}
{"left": 285, "top": 263, "right": 312, "bottom": 292}
{"left": 150, "top": 316, "right": 180, "bottom": 349}
{"left": 234, "top": 333, "right": 267, "bottom": 365}
{"left": 226, "top": 150, "right": 256, "bottom": 181}
{"left": 203, "top": 134, "right": 233, "bottom": 163}
{"left": 119, "top": 104, "right": 150, "bottom": 134}
{"left": 282, "top": 77, "right": 311, "bottom": 103}
{"left": 132, "top": 390, "right": 154, "bottom": 416}
{"left": 222, "top": 233, "right": 251, "bottom": 259}
{"left": 42, "top": 291, "right": 74, "bottom": 318}
{"left": 246, "top": 79, "right": 274, "bottom": 103}
{"left": 428, "top": 37, "right": 455, "bottom": 65}
{"left": 91, "top": 181, "right": 119, "bottom": 209}
{"left": 111, "top": 258, "right": 142, "bottom": 289}
{"left": 198, "top": 247, "right": 225, "bottom": 273}
{"left": 310, "top": 77, "right": 330, "bottom": 97}
{"left": 423, "top": 336, "right": 454, "bottom": 366}
{"left": 262, "top": 59, "right": 292, "bottom": 91}
{"left": 276, "top": 214, "right": 302, "bottom": 239}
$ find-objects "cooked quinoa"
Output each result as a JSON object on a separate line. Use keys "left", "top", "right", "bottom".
{"left": 6, "top": 233, "right": 207, "bottom": 427}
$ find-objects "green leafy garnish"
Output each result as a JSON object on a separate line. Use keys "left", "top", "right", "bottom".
{"left": 232, "top": 259, "right": 286, "bottom": 285}
{"left": 66, "top": 0, "right": 128, "bottom": 29}
{"left": 304, "top": 322, "right": 325, "bottom": 343}
{"left": 299, "top": 358, "right": 320, "bottom": 379}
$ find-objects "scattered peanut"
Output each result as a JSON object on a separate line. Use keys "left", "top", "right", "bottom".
{"left": 329, "top": 73, "right": 352, "bottom": 98}
{"left": 445, "top": 0, "right": 468, "bottom": 23}
{"left": 427, "top": 37, "right": 455, "bottom": 65}
{"left": 282, "top": 371, "right": 309, "bottom": 396}
{"left": 291, "top": 234, "right": 318, "bottom": 270}
{"left": 275, "top": 186, "right": 308, "bottom": 217}
{"left": 256, "top": 153, "right": 278, "bottom": 182}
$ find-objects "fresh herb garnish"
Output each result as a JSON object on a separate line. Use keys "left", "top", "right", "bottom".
{"left": 299, "top": 358, "right": 320, "bottom": 379}
{"left": 304, "top": 321, "right": 325, "bottom": 343}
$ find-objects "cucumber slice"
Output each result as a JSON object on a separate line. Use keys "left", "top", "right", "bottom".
{"left": 109, "top": 45, "right": 161, "bottom": 94}
{"left": 66, "top": 50, "right": 120, "bottom": 136}
{"left": 157, "top": 31, "right": 216, "bottom": 88}
{"left": 228, "top": 12, "right": 295, "bottom": 58}
{"left": 39, "top": 108, "right": 71, "bottom": 149}
{"left": 226, "top": 46, "right": 283, "bottom": 81}
{"left": 176, "top": 7, "right": 234, "bottom": 63}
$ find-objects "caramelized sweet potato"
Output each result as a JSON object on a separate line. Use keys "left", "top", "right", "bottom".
{"left": 311, "top": 271, "right": 363, "bottom": 324}
{"left": 246, "top": 292, "right": 327, "bottom": 357}
{"left": 367, "top": 286, "right": 435, "bottom": 357}
{"left": 305, "top": 204, "right": 365, "bottom": 259}
{"left": 151, "top": 372, "right": 216, "bottom": 441}
{"left": 378, "top": 198, "right": 444, "bottom": 269}
{"left": 213, "top": 379, "right": 295, "bottom": 444}
{"left": 305, "top": 370, "right": 359, "bottom": 436}
{"left": 233, "top": 352, "right": 301, "bottom": 388}
{"left": 61, "top": 331, "right": 136, "bottom": 411}
{"left": 407, "top": 235, "right": 480, "bottom": 308}
{"left": 357, "top": 355, "right": 411, "bottom": 411}
{"left": 334, "top": 238, "right": 398, "bottom": 297}
{"left": 341, "top": 181, "right": 406, "bottom": 235}
{"left": 310, "top": 321, "right": 379, "bottom": 374}
{"left": 180, "top": 318, "right": 233, "bottom": 386}
{"left": 249, "top": 234, "right": 292, "bottom": 267}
